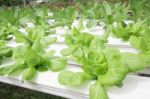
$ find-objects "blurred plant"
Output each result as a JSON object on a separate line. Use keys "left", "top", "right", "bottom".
{"left": 50, "top": 6, "right": 77, "bottom": 28}
{"left": 0, "top": 40, "right": 13, "bottom": 64}
{"left": 129, "top": 0, "right": 150, "bottom": 22}
{"left": 78, "top": 1, "right": 129, "bottom": 25}
{"left": 0, "top": 7, "right": 32, "bottom": 26}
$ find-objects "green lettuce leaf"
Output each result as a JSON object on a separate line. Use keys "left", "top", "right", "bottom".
{"left": 122, "top": 52, "right": 149, "bottom": 72}
{"left": 89, "top": 82, "right": 108, "bottom": 99}
{"left": 24, "top": 47, "right": 42, "bottom": 68}
{"left": 58, "top": 71, "right": 94, "bottom": 86}
{"left": 50, "top": 57, "right": 67, "bottom": 71}
{"left": 22, "top": 67, "right": 37, "bottom": 81}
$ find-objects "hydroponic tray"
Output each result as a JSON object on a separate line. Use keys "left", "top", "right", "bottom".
{"left": 0, "top": 65, "right": 150, "bottom": 99}
{"left": 1, "top": 24, "right": 150, "bottom": 99}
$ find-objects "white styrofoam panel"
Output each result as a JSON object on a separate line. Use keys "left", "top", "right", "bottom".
{"left": 0, "top": 65, "right": 150, "bottom": 99}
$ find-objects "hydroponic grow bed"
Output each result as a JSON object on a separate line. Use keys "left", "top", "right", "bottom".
{"left": 1, "top": 1, "right": 150, "bottom": 99}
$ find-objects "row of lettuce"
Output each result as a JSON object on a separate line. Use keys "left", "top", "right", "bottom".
{"left": 0, "top": 1, "right": 150, "bottom": 99}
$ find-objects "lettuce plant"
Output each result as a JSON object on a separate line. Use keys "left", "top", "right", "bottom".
{"left": 51, "top": 6, "right": 77, "bottom": 28}
{"left": 0, "top": 23, "right": 16, "bottom": 41}
{"left": 0, "top": 37, "right": 67, "bottom": 81}
{"left": 129, "top": 0, "right": 150, "bottom": 22}
{"left": 0, "top": 25, "right": 66, "bottom": 80}
{"left": 111, "top": 20, "right": 150, "bottom": 53}
{"left": 0, "top": 1, "right": 150, "bottom": 98}
{"left": 0, "top": 7, "right": 32, "bottom": 26}
{"left": 0, "top": 40, "right": 13, "bottom": 65}
{"left": 79, "top": 1, "right": 129, "bottom": 25}
{"left": 61, "top": 28, "right": 94, "bottom": 63}
{"left": 58, "top": 27, "right": 150, "bottom": 99}
{"left": 111, "top": 20, "right": 146, "bottom": 41}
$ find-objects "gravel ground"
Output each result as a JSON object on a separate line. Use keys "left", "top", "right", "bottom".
{"left": 0, "top": 82, "right": 66, "bottom": 99}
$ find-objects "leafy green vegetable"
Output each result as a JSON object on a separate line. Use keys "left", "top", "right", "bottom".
{"left": 52, "top": 7, "right": 77, "bottom": 27}
{"left": 129, "top": 25, "right": 150, "bottom": 52}
{"left": 14, "top": 25, "right": 57, "bottom": 46}
{"left": 79, "top": 1, "right": 129, "bottom": 25}
{"left": 0, "top": 26, "right": 65, "bottom": 80}
{"left": 0, "top": 7, "right": 32, "bottom": 26}
{"left": 82, "top": 51, "right": 108, "bottom": 76}
{"left": 31, "top": 7, "right": 50, "bottom": 25}
{"left": 24, "top": 46, "right": 42, "bottom": 68}
{"left": 129, "top": 0, "right": 150, "bottom": 22}
{"left": 0, "top": 40, "right": 5, "bottom": 47}
{"left": 22, "top": 67, "right": 37, "bottom": 81}
{"left": 61, "top": 28, "right": 94, "bottom": 63}
{"left": 50, "top": 57, "right": 67, "bottom": 72}
{"left": 0, "top": 41, "right": 13, "bottom": 64}
{"left": 59, "top": 28, "right": 150, "bottom": 99}
{"left": 59, "top": 71, "right": 94, "bottom": 86}
{"left": 0, "top": 43, "right": 67, "bottom": 80}
{"left": 1, "top": 1, "right": 150, "bottom": 99}
{"left": 0, "top": 23, "right": 17, "bottom": 41}
{"left": 12, "top": 46, "right": 26, "bottom": 64}
{"left": 98, "top": 48, "right": 128, "bottom": 86}
{"left": 121, "top": 52, "right": 149, "bottom": 72}
{"left": 0, "top": 64, "right": 26, "bottom": 75}
{"left": 61, "top": 46, "right": 79, "bottom": 56}
{"left": 0, "top": 47, "right": 12, "bottom": 57}
{"left": 111, "top": 21, "right": 146, "bottom": 41}
{"left": 90, "top": 82, "right": 108, "bottom": 99}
